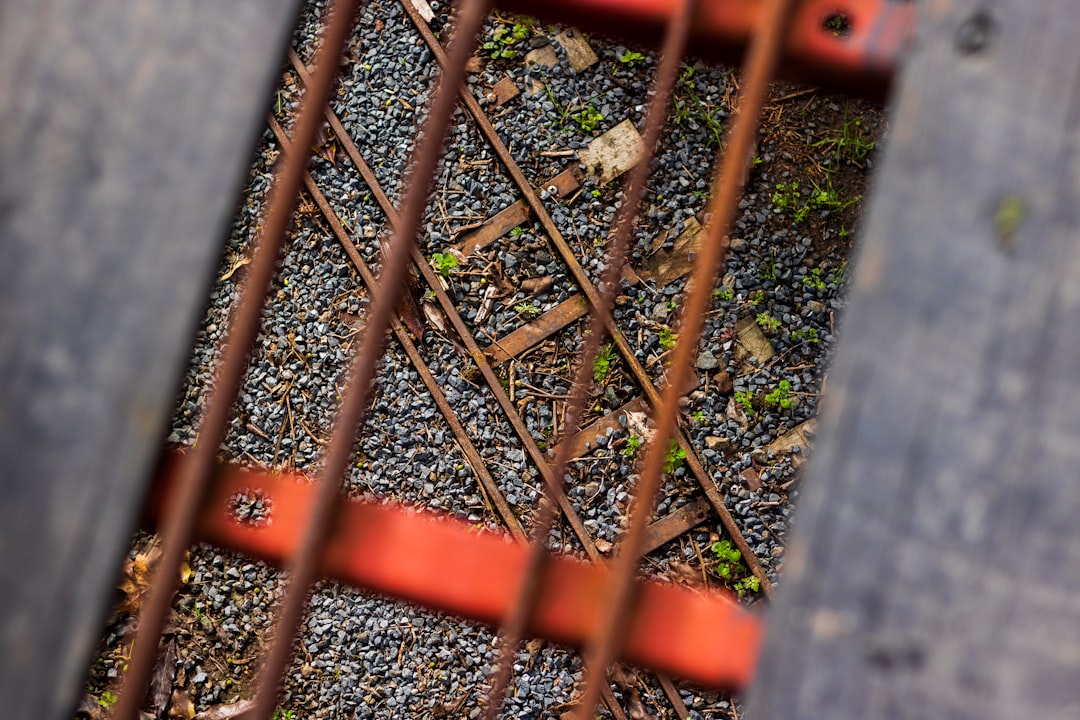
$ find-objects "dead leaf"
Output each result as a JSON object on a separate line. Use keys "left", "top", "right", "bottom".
{"left": 520, "top": 275, "right": 553, "bottom": 294}
{"left": 624, "top": 410, "right": 653, "bottom": 442}
{"left": 725, "top": 396, "right": 749, "bottom": 431}
{"left": 608, "top": 664, "right": 639, "bottom": 688}
{"left": 218, "top": 255, "right": 250, "bottom": 282}
{"left": 118, "top": 541, "right": 162, "bottom": 616}
{"left": 396, "top": 267, "right": 425, "bottom": 340}
{"left": 168, "top": 690, "right": 195, "bottom": 720}
{"left": 624, "top": 688, "right": 657, "bottom": 720}
{"left": 192, "top": 699, "right": 255, "bottom": 720}
{"left": 149, "top": 637, "right": 178, "bottom": 719}
{"left": 421, "top": 302, "right": 448, "bottom": 335}
{"left": 740, "top": 467, "right": 762, "bottom": 493}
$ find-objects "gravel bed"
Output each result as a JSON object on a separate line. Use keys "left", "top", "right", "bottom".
{"left": 82, "top": 3, "right": 883, "bottom": 719}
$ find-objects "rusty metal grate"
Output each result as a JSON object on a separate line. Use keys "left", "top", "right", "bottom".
{"left": 107, "top": 1, "right": 913, "bottom": 719}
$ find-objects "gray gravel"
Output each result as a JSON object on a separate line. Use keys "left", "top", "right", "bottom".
{"left": 84, "top": 1, "right": 882, "bottom": 718}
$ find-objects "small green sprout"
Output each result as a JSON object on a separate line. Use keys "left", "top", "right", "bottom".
{"left": 755, "top": 312, "right": 781, "bottom": 333}
{"left": 663, "top": 439, "right": 687, "bottom": 475}
{"left": 711, "top": 540, "right": 762, "bottom": 598}
{"left": 618, "top": 50, "right": 645, "bottom": 68}
{"left": 791, "top": 327, "right": 820, "bottom": 344}
{"left": 803, "top": 267, "right": 826, "bottom": 291}
{"left": 511, "top": 225, "right": 524, "bottom": 238}
{"left": 622, "top": 435, "right": 642, "bottom": 458}
{"left": 765, "top": 380, "right": 794, "bottom": 409}
{"left": 734, "top": 390, "right": 754, "bottom": 416}
{"left": 749, "top": 290, "right": 766, "bottom": 307}
{"left": 658, "top": 327, "right": 677, "bottom": 351}
{"left": 514, "top": 302, "right": 542, "bottom": 319}
{"left": 593, "top": 343, "right": 616, "bottom": 384}
{"left": 572, "top": 105, "right": 604, "bottom": 133}
{"left": 712, "top": 287, "right": 734, "bottom": 302}
{"left": 431, "top": 252, "right": 459, "bottom": 276}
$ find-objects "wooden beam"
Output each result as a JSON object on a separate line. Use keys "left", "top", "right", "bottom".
{"left": 751, "top": 3, "right": 1080, "bottom": 718}
{"left": 0, "top": 2, "right": 300, "bottom": 719}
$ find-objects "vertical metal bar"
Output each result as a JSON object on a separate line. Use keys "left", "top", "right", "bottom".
{"left": 479, "top": 1, "right": 697, "bottom": 716}
{"left": 246, "top": 1, "right": 491, "bottom": 717}
{"left": 571, "top": 0, "right": 796, "bottom": 716}
{"left": 112, "top": 2, "right": 362, "bottom": 719}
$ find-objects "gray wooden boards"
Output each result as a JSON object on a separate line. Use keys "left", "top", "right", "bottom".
{"left": 750, "top": 2, "right": 1080, "bottom": 719}
{"left": 0, "top": 2, "right": 299, "bottom": 719}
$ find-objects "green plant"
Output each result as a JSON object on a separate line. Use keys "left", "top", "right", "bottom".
{"left": 749, "top": 290, "right": 766, "bottom": 307}
{"left": 808, "top": 178, "right": 859, "bottom": 214}
{"left": 791, "top": 327, "right": 820, "bottom": 344}
{"left": 99, "top": 691, "right": 118, "bottom": 709}
{"left": 734, "top": 390, "right": 754, "bottom": 416}
{"left": 618, "top": 49, "right": 645, "bottom": 68}
{"left": 803, "top": 267, "right": 826, "bottom": 291}
{"left": 691, "top": 409, "right": 707, "bottom": 424}
{"left": 663, "top": 439, "right": 686, "bottom": 475}
{"left": 511, "top": 225, "right": 524, "bottom": 238}
{"left": 658, "top": 327, "right": 677, "bottom": 351}
{"left": 593, "top": 343, "right": 616, "bottom": 384}
{"left": 772, "top": 182, "right": 810, "bottom": 224}
{"left": 762, "top": 249, "right": 777, "bottom": 281}
{"left": 622, "top": 435, "right": 642, "bottom": 457}
{"left": 765, "top": 380, "right": 794, "bottom": 409}
{"left": 672, "top": 65, "right": 724, "bottom": 147}
{"left": 756, "top": 312, "right": 781, "bottom": 333}
{"left": 711, "top": 540, "right": 762, "bottom": 598}
{"left": 272, "top": 710, "right": 298, "bottom": 720}
{"left": 515, "top": 302, "right": 542, "bottom": 319}
{"left": 712, "top": 287, "right": 734, "bottom": 302}
{"left": 665, "top": 299, "right": 677, "bottom": 312}
{"left": 812, "top": 116, "right": 876, "bottom": 163}
{"left": 572, "top": 105, "right": 604, "bottom": 133}
{"left": 829, "top": 260, "right": 848, "bottom": 285}
{"left": 431, "top": 252, "right": 459, "bottom": 276}
{"left": 590, "top": 188, "right": 602, "bottom": 198}
{"left": 482, "top": 20, "right": 532, "bottom": 59}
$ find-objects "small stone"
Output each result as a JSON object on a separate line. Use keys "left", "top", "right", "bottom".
{"left": 704, "top": 435, "right": 728, "bottom": 450}
{"left": 771, "top": 545, "right": 785, "bottom": 558}
{"left": 696, "top": 350, "right": 719, "bottom": 370}
{"left": 728, "top": 237, "right": 746, "bottom": 251}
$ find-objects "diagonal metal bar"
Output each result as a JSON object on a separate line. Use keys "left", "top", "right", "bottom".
{"left": 112, "top": 2, "right": 362, "bottom": 718}
{"left": 572, "top": 0, "right": 796, "bottom": 716}
{"left": 247, "top": 2, "right": 492, "bottom": 717}
{"left": 480, "top": 1, "right": 698, "bottom": 716}
{"left": 397, "top": 0, "right": 772, "bottom": 598}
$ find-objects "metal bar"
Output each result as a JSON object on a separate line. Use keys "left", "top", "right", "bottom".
{"left": 148, "top": 453, "right": 762, "bottom": 689}
{"left": 112, "top": 2, "right": 360, "bottom": 718}
{"left": 247, "top": 3, "right": 491, "bottom": 717}
{"left": 572, "top": 0, "right": 796, "bottom": 715}
{"left": 481, "top": 1, "right": 698, "bottom": 715}
{"left": 266, "top": 115, "right": 529, "bottom": 542}
{"left": 398, "top": 0, "right": 772, "bottom": 598}
{"left": 493, "top": 0, "right": 915, "bottom": 99}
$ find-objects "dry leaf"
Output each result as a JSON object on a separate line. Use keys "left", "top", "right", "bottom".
{"left": 179, "top": 553, "right": 192, "bottom": 585}
{"left": 624, "top": 688, "right": 657, "bottom": 720}
{"left": 421, "top": 302, "right": 448, "bottom": 335}
{"left": 168, "top": 690, "right": 195, "bottom": 720}
{"left": 624, "top": 410, "right": 653, "bottom": 443}
{"left": 118, "top": 541, "right": 162, "bottom": 616}
{"left": 192, "top": 699, "right": 254, "bottom": 720}
{"left": 149, "top": 638, "right": 178, "bottom": 719}
{"left": 520, "top": 275, "right": 553, "bottom": 294}
{"left": 725, "top": 395, "right": 749, "bottom": 431}
{"left": 218, "top": 255, "right": 250, "bottom": 282}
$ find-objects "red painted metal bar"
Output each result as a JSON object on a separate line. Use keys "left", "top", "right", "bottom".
{"left": 148, "top": 454, "right": 762, "bottom": 690}
{"left": 493, "top": 0, "right": 915, "bottom": 98}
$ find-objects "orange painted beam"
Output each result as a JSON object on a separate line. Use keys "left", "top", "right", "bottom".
{"left": 149, "top": 453, "right": 762, "bottom": 689}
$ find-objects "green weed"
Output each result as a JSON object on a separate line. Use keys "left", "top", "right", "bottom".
{"left": 803, "top": 267, "right": 826, "bottom": 291}
{"left": 734, "top": 390, "right": 754, "bottom": 416}
{"left": 483, "top": 20, "right": 533, "bottom": 60}
{"left": 755, "top": 312, "right": 781, "bottom": 333}
{"left": 618, "top": 50, "right": 645, "bottom": 68}
{"left": 711, "top": 540, "right": 762, "bottom": 598}
{"left": 663, "top": 439, "right": 686, "bottom": 475}
{"left": 431, "top": 252, "right": 459, "bottom": 276}
{"left": 514, "top": 302, "right": 542, "bottom": 319}
{"left": 622, "top": 435, "right": 642, "bottom": 458}
{"left": 791, "top": 327, "right": 820, "bottom": 344}
{"left": 572, "top": 105, "right": 604, "bottom": 133}
{"left": 658, "top": 327, "right": 677, "bottom": 351}
{"left": 593, "top": 343, "right": 616, "bottom": 384}
{"left": 764, "top": 380, "right": 793, "bottom": 409}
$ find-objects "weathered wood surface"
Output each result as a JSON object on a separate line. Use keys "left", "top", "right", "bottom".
{"left": 0, "top": 3, "right": 299, "bottom": 719}
{"left": 751, "top": 2, "right": 1080, "bottom": 718}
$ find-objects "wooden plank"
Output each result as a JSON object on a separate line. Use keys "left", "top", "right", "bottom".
{"left": 554, "top": 29, "right": 598, "bottom": 72}
{"left": 490, "top": 75, "right": 520, "bottom": 106}
{"left": 0, "top": 2, "right": 299, "bottom": 719}
{"left": 458, "top": 170, "right": 578, "bottom": 256}
{"left": 642, "top": 497, "right": 712, "bottom": 555}
{"left": 485, "top": 295, "right": 589, "bottom": 365}
{"left": 750, "top": 4, "right": 1080, "bottom": 719}
{"left": 553, "top": 397, "right": 648, "bottom": 461}
{"left": 733, "top": 314, "right": 775, "bottom": 367}
{"left": 639, "top": 217, "right": 704, "bottom": 287}
{"left": 579, "top": 119, "right": 644, "bottom": 185}
{"left": 766, "top": 418, "right": 817, "bottom": 471}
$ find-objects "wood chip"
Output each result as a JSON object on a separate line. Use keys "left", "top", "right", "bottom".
{"left": 520, "top": 275, "right": 553, "bottom": 294}
{"left": 489, "top": 75, "right": 520, "bottom": 106}
{"left": 638, "top": 217, "right": 703, "bottom": 287}
{"left": 740, "top": 467, "right": 762, "bottom": 493}
{"left": 554, "top": 29, "right": 598, "bottom": 71}
{"left": 733, "top": 314, "right": 776, "bottom": 368}
{"left": 766, "top": 418, "right": 818, "bottom": 470}
{"left": 578, "top": 119, "right": 643, "bottom": 185}
{"left": 407, "top": 0, "right": 435, "bottom": 22}
{"left": 524, "top": 45, "right": 558, "bottom": 68}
